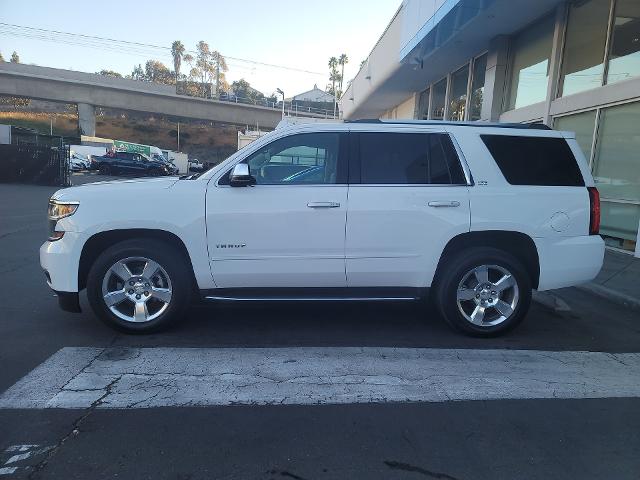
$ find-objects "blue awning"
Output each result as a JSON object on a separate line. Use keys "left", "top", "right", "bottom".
{"left": 400, "top": 0, "right": 497, "bottom": 63}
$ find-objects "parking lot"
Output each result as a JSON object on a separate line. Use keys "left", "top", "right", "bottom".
{"left": 1, "top": 175, "right": 640, "bottom": 479}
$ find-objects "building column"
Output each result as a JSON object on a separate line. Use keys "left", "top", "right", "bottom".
{"left": 543, "top": 2, "right": 569, "bottom": 126}
{"left": 480, "top": 35, "right": 510, "bottom": 122}
{"left": 77, "top": 103, "right": 96, "bottom": 137}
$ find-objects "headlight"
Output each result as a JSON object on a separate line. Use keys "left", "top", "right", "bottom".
{"left": 47, "top": 200, "right": 79, "bottom": 241}
{"left": 48, "top": 200, "right": 79, "bottom": 220}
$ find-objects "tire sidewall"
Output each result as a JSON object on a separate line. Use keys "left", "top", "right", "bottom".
{"left": 436, "top": 248, "right": 532, "bottom": 337}
{"left": 87, "top": 239, "right": 191, "bottom": 333}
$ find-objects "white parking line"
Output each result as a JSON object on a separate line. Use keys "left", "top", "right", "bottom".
{"left": 0, "top": 347, "right": 639, "bottom": 409}
{"left": 0, "top": 445, "right": 53, "bottom": 476}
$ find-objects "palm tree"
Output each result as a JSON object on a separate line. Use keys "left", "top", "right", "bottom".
{"left": 328, "top": 57, "right": 338, "bottom": 97}
{"left": 171, "top": 41, "right": 185, "bottom": 84}
{"left": 338, "top": 54, "right": 349, "bottom": 96}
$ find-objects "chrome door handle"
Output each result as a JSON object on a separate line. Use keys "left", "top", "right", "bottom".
{"left": 307, "top": 202, "right": 340, "bottom": 208}
{"left": 428, "top": 201, "right": 460, "bottom": 208}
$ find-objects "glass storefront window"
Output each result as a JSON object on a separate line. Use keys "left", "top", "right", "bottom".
{"left": 553, "top": 110, "right": 597, "bottom": 161}
{"left": 560, "top": 0, "right": 610, "bottom": 97}
{"left": 592, "top": 101, "right": 640, "bottom": 251}
{"left": 417, "top": 88, "right": 430, "bottom": 120}
{"left": 448, "top": 64, "right": 469, "bottom": 121}
{"left": 607, "top": 0, "right": 640, "bottom": 85}
{"left": 431, "top": 79, "right": 447, "bottom": 120}
{"left": 600, "top": 202, "right": 640, "bottom": 251}
{"left": 470, "top": 54, "right": 487, "bottom": 121}
{"left": 506, "top": 15, "right": 555, "bottom": 111}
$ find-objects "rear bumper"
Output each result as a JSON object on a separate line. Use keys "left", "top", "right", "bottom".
{"left": 535, "top": 235, "right": 605, "bottom": 291}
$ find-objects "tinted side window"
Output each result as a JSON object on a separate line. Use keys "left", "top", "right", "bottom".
{"left": 358, "top": 133, "right": 466, "bottom": 185}
{"left": 481, "top": 135, "right": 585, "bottom": 186}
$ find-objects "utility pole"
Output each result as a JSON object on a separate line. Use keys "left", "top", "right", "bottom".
{"left": 277, "top": 88, "right": 285, "bottom": 119}
{"left": 50, "top": 117, "right": 53, "bottom": 135}
{"left": 215, "top": 52, "right": 220, "bottom": 98}
{"left": 177, "top": 122, "right": 180, "bottom": 151}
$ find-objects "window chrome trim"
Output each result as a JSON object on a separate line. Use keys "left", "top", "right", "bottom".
{"left": 447, "top": 132, "right": 474, "bottom": 186}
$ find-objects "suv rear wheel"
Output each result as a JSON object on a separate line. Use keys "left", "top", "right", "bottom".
{"left": 433, "top": 247, "right": 532, "bottom": 336}
{"left": 86, "top": 239, "right": 192, "bottom": 333}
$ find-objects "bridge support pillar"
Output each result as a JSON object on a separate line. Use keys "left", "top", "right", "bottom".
{"left": 77, "top": 103, "right": 96, "bottom": 136}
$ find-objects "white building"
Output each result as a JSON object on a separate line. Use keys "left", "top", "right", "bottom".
{"left": 291, "top": 85, "right": 336, "bottom": 104}
{"left": 340, "top": 0, "right": 640, "bottom": 257}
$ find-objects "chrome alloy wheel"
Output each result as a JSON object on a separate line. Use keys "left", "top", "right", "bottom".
{"left": 456, "top": 264, "right": 519, "bottom": 327}
{"left": 101, "top": 256, "right": 172, "bottom": 323}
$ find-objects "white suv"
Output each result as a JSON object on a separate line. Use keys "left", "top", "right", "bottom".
{"left": 41, "top": 120, "right": 604, "bottom": 336}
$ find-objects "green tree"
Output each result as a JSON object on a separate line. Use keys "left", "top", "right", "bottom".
{"left": 328, "top": 56, "right": 338, "bottom": 99}
{"left": 0, "top": 95, "right": 30, "bottom": 109}
{"left": 10, "top": 51, "right": 19, "bottom": 63}
{"left": 171, "top": 40, "right": 185, "bottom": 83}
{"left": 96, "top": 69, "right": 123, "bottom": 78}
{"left": 144, "top": 60, "right": 174, "bottom": 85}
{"left": 185, "top": 41, "right": 228, "bottom": 97}
{"left": 338, "top": 54, "right": 349, "bottom": 97}
{"left": 231, "top": 79, "right": 266, "bottom": 104}
{"left": 130, "top": 64, "right": 145, "bottom": 81}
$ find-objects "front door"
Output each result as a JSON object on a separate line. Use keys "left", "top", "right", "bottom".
{"left": 206, "top": 131, "right": 349, "bottom": 288}
{"left": 346, "top": 129, "right": 471, "bottom": 288}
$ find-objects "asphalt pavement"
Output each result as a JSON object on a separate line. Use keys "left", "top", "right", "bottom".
{"left": 1, "top": 176, "right": 639, "bottom": 479}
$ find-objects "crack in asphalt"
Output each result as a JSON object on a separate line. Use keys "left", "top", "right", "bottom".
{"left": 27, "top": 375, "right": 121, "bottom": 479}
{"left": 384, "top": 460, "right": 462, "bottom": 480}
{"left": 265, "top": 469, "right": 309, "bottom": 480}
{"left": 27, "top": 338, "right": 121, "bottom": 479}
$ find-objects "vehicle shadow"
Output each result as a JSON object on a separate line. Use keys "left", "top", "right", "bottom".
{"left": 100, "top": 289, "right": 640, "bottom": 352}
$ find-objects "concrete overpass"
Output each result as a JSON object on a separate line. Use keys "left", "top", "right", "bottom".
{"left": 0, "top": 63, "right": 327, "bottom": 134}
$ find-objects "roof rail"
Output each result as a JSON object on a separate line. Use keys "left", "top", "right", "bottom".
{"left": 344, "top": 119, "right": 552, "bottom": 130}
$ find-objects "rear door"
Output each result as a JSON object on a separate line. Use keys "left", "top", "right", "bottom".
{"left": 470, "top": 132, "right": 592, "bottom": 238}
{"left": 346, "top": 129, "right": 471, "bottom": 288}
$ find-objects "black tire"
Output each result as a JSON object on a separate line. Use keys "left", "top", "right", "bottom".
{"left": 86, "top": 239, "right": 192, "bottom": 333}
{"left": 433, "top": 247, "right": 532, "bottom": 337}
{"left": 99, "top": 164, "right": 112, "bottom": 175}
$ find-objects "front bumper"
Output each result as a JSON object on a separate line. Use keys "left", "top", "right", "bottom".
{"left": 40, "top": 231, "right": 86, "bottom": 294}
{"left": 55, "top": 290, "right": 81, "bottom": 313}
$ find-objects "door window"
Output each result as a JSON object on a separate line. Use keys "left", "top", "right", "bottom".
{"left": 357, "top": 133, "right": 466, "bottom": 185}
{"left": 238, "top": 133, "right": 343, "bottom": 185}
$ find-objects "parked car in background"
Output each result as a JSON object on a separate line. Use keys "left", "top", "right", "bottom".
{"left": 41, "top": 120, "right": 604, "bottom": 336}
{"left": 151, "top": 153, "right": 180, "bottom": 175}
{"left": 70, "top": 155, "right": 86, "bottom": 172}
{"left": 70, "top": 152, "right": 91, "bottom": 171}
{"left": 189, "top": 159, "right": 204, "bottom": 172}
{"left": 93, "top": 151, "right": 177, "bottom": 176}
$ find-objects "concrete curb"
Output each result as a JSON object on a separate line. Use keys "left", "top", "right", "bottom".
{"left": 577, "top": 283, "right": 640, "bottom": 311}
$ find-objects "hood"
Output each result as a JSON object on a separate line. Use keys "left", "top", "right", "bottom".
{"left": 51, "top": 176, "right": 180, "bottom": 202}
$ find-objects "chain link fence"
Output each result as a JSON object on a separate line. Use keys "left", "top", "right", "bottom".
{"left": 0, "top": 143, "right": 70, "bottom": 186}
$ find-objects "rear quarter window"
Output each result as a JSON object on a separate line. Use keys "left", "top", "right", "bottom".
{"left": 480, "top": 135, "right": 585, "bottom": 186}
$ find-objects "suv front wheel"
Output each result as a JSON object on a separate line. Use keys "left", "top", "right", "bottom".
{"left": 434, "top": 247, "right": 532, "bottom": 336}
{"left": 86, "top": 239, "right": 192, "bottom": 333}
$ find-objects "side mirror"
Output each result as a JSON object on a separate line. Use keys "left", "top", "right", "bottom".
{"left": 229, "top": 163, "right": 256, "bottom": 187}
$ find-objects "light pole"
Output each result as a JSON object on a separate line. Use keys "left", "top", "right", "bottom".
{"left": 276, "top": 88, "right": 285, "bottom": 119}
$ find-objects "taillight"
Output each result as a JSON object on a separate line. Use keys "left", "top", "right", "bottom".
{"left": 588, "top": 187, "right": 600, "bottom": 235}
